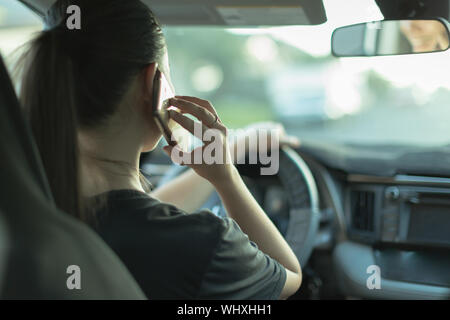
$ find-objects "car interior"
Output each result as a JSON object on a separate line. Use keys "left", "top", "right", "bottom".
{"left": 1, "top": 0, "right": 450, "bottom": 300}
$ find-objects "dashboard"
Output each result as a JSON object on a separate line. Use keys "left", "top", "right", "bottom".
{"left": 299, "top": 145, "right": 450, "bottom": 299}
{"left": 346, "top": 174, "right": 450, "bottom": 249}
{"left": 230, "top": 148, "right": 450, "bottom": 299}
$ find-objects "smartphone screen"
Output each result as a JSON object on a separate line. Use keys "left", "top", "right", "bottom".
{"left": 153, "top": 70, "right": 191, "bottom": 152}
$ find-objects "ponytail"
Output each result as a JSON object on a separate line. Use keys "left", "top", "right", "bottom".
{"left": 18, "top": 29, "right": 83, "bottom": 219}
{"left": 16, "top": 0, "right": 167, "bottom": 223}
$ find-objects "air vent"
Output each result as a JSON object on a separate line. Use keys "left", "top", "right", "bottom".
{"left": 350, "top": 190, "right": 375, "bottom": 232}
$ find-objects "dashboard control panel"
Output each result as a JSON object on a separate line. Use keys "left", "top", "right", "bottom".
{"left": 345, "top": 175, "right": 450, "bottom": 248}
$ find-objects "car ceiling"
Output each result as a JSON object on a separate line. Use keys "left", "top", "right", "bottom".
{"left": 19, "top": 0, "right": 327, "bottom": 26}
{"left": 375, "top": 0, "right": 449, "bottom": 20}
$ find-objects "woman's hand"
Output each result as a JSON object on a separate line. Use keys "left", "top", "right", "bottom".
{"left": 162, "top": 98, "right": 302, "bottom": 297}
{"left": 162, "top": 96, "right": 238, "bottom": 185}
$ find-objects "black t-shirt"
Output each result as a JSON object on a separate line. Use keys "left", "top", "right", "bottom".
{"left": 92, "top": 190, "right": 286, "bottom": 299}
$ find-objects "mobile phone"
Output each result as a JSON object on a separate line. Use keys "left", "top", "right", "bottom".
{"left": 152, "top": 70, "right": 190, "bottom": 151}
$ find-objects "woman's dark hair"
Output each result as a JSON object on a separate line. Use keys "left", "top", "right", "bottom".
{"left": 17, "top": 0, "right": 166, "bottom": 221}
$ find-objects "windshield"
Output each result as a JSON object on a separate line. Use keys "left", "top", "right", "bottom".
{"left": 0, "top": 0, "right": 42, "bottom": 62}
{"left": 164, "top": 2, "right": 450, "bottom": 147}
{"left": 1, "top": 0, "right": 449, "bottom": 148}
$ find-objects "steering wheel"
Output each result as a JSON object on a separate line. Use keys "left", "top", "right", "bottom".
{"left": 158, "top": 146, "right": 320, "bottom": 267}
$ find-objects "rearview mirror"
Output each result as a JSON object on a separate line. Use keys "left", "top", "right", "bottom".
{"left": 332, "top": 19, "right": 450, "bottom": 57}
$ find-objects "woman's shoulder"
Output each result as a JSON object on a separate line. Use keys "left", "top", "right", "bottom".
{"left": 93, "top": 189, "right": 227, "bottom": 241}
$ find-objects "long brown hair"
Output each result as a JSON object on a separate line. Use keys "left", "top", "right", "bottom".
{"left": 17, "top": 0, "right": 166, "bottom": 221}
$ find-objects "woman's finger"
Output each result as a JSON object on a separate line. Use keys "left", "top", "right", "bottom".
{"left": 169, "top": 110, "right": 208, "bottom": 139}
{"left": 280, "top": 135, "right": 301, "bottom": 147}
{"left": 174, "top": 96, "right": 219, "bottom": 120}
{"left": 169, "top": 98, "right": 218, "bottom": 127}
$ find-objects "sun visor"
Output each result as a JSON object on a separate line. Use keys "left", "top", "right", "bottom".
{"left": 375, "top": 0, "right": 449, "bottom": 20}
{"left": 138, "top": 0, "right": 327, "bottom": 26}
{"left": 19, "top": 0, "right": 327, "bottom": 26}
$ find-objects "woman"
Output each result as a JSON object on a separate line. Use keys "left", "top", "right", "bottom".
{"left": 18, "top": 0, "right": 301, "bottom": 299}
{"left": 400, "top": 20, "right": 450, "bottom": 53}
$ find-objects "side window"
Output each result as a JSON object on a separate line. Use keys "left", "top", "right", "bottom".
{"left": 0, "top": 0, "right": 43, "bottom": 71}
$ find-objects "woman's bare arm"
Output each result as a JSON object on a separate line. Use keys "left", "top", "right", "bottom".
{"left": 150, "top": 168, "right": 213, "bottom": 213}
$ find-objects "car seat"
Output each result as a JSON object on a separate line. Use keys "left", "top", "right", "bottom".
{"left": 0, "top": 54, "right": 145, "bottom": 299}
